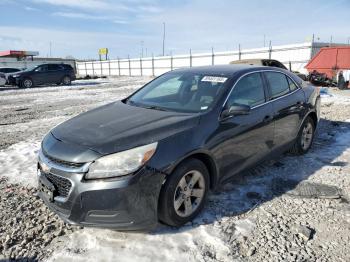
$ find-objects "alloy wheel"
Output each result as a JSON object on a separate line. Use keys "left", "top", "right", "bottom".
{"left": 23, "top": 79, "right": 33, "bottom": 88}
{"left": 301, "top": 122, "right": 313, "bottom": 150}
{"left": 173, "top": 170, "right": 205, "bottom": 217}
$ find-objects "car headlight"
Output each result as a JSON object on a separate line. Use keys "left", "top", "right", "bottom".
{"left": 85, "top": 142, "right": 158, "bottom": 179}
{"left": 12, "top": 74, "right": 20, "bottom": 78}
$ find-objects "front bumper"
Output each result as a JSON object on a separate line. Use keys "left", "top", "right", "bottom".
{"left": 37, "top": 151, "right": 165, "bottom": 230}
{"left": 7, "top": 76, "right": 19, "bottom": 86}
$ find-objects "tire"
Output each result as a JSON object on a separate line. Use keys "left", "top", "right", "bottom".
{"left": 158, "top": 158, "right": 209, "bottom": 227}
{"left": 289, "top": 116, "right": 315, "bottom": 155}
{"left": 62, "top": 76, "right": 71, "bottom": 86}
{"left": 21, "top": 78, "right": 34, "bottom": 88}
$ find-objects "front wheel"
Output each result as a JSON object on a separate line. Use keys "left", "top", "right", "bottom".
{"left": 21, "top": 78, "right": 34, "bottom": 88}
{"left": 158, "top": 158, "right": 209, "bottom": 227}
{"left": 290, "top": 116, "right": 315, "bottom": 155}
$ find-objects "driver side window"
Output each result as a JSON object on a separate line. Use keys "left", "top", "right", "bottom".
{"left": 35, "top": 65, "right": 48, "bottom": 72}
{"left": 226, "top": 73, "right": 266, "bottom": 108}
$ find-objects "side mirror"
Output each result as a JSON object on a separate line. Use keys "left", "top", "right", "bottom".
{"left": 221, "top": 104, "right": 251, "bottom": 118}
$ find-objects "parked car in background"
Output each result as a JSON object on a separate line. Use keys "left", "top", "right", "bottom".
{"left": 37, "top": 65, "right": 320, "bottom": 230}
{"left": 0, "top": 73, "right": 6, "bottom": 86}
{"left": 0, "top": 67, "right": 22, "bottom": 85}
{"left": 8, "top": 64, "right": 75, "bottom": 88}
{"left": 0, "top": 67, "right": 22, "bottom": 74}
{"left": 230, "top": 59, "right": 308, "bottom": 80}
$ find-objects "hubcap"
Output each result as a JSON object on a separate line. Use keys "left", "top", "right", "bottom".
{"left": 301, "top": 122, "right": 313, "bottom": 150}
{"left": 23, "top": 79, "right": 32, "bottom": 88}
{"left": 173, "top": 170, "right": 205, "bottom": 217}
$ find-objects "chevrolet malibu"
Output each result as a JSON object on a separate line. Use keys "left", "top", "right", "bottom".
{"left": 38, "top": 65, "right": 320, "bottom": 230}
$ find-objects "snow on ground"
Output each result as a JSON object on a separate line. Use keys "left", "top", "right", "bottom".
{"left": 1, "top": 80, "right": 350, "bottom": 261}
{"left": 320, "top": 87, "right": 350, "bottom": 105}
{"left": 0, "top": 141, "right": 40, "bottom": 187}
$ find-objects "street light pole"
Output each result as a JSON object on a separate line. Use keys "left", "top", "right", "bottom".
{"left": 162, "top": 22, "right": 165, "bottom": 56}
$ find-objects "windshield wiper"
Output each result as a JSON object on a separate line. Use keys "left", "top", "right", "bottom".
{"left": 126, "top": 100, "right": 169, "bottom": 111}
{"left": 142, "top": 105, "right": 169, "bottom": 111}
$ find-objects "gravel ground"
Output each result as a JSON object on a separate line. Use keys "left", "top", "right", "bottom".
{"left": 0, "top": 79, "right": 350, "bottom": 261}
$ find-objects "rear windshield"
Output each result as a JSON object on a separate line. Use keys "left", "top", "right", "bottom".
{"left": 127, "top": 72, "right": 230, "bottom": 113}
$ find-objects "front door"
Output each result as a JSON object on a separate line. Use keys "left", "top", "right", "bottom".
{"left": 32, "top": 65, "right": 49, "bottom": 84}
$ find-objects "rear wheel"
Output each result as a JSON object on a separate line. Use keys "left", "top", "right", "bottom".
{"left": 290, "top": 116, "right": 315, "bottom": 155}
{"left": 62, "top": 76, "right": 71, "bottom": 86}
{"left": 21, "top": 78, "right": 34, "bottom": 88}
{"left": 158, "top": 158, "right": 209, "bottom": 227}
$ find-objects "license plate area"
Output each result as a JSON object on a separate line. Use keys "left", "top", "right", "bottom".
{"left": 38, "top": 170, "right": 56, "bottom": 202}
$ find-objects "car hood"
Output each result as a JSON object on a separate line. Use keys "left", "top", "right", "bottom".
{"left": 8, "top": 70, "right": 28, "bottom": 77}
{"left": 51, "top": 101, "right": 200, "bottom": 155}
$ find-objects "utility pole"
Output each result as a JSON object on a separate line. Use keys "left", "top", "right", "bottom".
{"left": 140, "top": 41, "right": 144, "bottom": 58}
{"left": 264, "top": 34, "right": 266, "bottom": 47}
{"left": 162, "top": 22, "right": 165, "bottom": 56}
{"left": 330, "top": 35, "right": 333, "bottom": 46}
{"left": 49, "top": 42, "right": 52, "bottom": 58}
{"left": 347, "top": 37, "right": 350, "bottom": 46}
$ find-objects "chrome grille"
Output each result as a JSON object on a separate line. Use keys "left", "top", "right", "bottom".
{"left": 44, "top": 172, "right": 72, "bottom": 198}
{"left": 43, "top": 151, "right": 85, "bottom": 168}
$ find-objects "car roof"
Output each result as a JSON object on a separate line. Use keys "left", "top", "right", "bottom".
{"left": 170, "top": 64, "right": 286, "bottom": 77}
{"left": 230, "top": 59, "right": 264, "bottom": 65}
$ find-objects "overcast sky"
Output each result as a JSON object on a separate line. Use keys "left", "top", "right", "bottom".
{"left": 0, "top": 0, "right": 349, "bottom": 59}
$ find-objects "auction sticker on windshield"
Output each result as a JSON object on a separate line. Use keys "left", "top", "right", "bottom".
{"left": 201, "top": 76, "right": 228, "bottom": 83}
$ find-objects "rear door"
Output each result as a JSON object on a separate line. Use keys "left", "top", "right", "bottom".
{"left": 48, "top": 64, "right": 63, "bottom": 83}
{"left": 263, "top": 71, "right": 306, "bottom": 147}
{"left": 215, "top": 72, "right": 275, "bottom": 181}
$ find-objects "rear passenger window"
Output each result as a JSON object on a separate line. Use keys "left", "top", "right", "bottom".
{"left": 48, "top": 64, "right": 60, "bottom": 71}
{"left": 265, "top": 72, "right": 290, "bottom": 99}
{"left": 227, "top": 73, "right": 265, "bottom": 108}
{"left": 287, "top": 77, "right": 298, "bottom": 91}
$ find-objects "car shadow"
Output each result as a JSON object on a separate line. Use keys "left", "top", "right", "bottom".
{"left": 153, "top": 118, "right": 350, "bottom": 234}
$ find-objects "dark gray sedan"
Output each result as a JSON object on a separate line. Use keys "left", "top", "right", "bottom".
{"left": 37, "top": 65, "right": 320, "bottom": 230}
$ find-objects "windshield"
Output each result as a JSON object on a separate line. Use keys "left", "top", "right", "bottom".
{"left": 127, "top": 72, "right": 230, "bottom": 113}
{"left": 23, "top": 65, "right": 39, "bottom": 72}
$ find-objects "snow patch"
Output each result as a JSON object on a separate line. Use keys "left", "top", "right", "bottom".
{"left": 321, "top": 92, "right": 350, "bottom": 105}
{"left": 0, "top": 141, "right": 40, "bottom": 187}
{"left": 234, "top": 218, "right": 256, "bottom": 238}
{"left": 48, "top": 225, "right": 231, "bottom": 262}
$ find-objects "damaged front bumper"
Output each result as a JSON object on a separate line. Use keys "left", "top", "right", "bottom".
{"left": 37, "top": 150, "right": 165, "bottom": 231}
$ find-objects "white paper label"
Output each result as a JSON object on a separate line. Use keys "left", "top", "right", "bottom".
{"left": 201, "top": 76, "right": 228, "bottom": 83}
